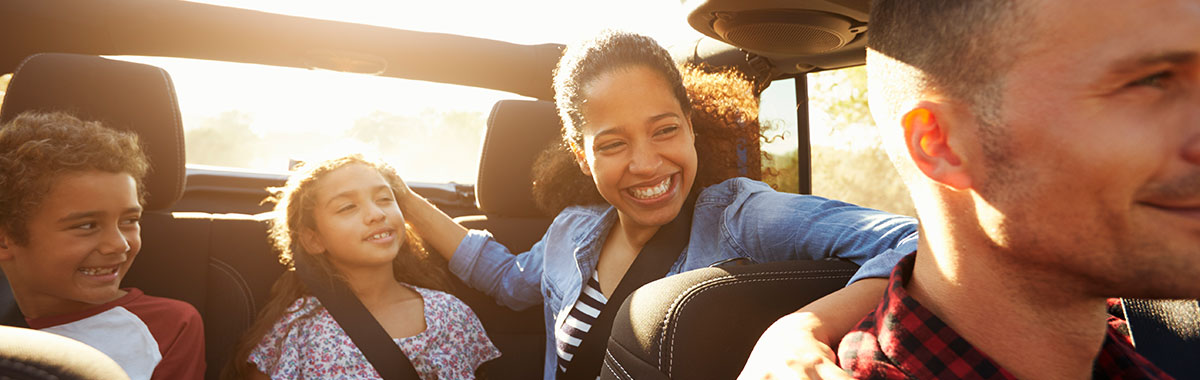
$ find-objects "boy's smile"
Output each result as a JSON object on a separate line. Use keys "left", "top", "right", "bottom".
{"left": 0, "top": 171, "right": 142, "bottom": 319}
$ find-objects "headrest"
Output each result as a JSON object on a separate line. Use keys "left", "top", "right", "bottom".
{"left": 0, "top": 53, "right": 185, "bottom": 211}
{"left": 475, "top": 99, "right": 562, "bottom": 217}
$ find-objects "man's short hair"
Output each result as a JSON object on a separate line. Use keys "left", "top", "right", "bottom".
{"left": 0, "top": 111, "right": 150, "bottom": 246}
{"left": 868, "top": 0, "right": 1026, "bottom": 126}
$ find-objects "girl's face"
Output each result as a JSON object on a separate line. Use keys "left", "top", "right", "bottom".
{"left": 301, "top": 164, "right": 405, "bottom": 272}
{"left": 577, "top": 65, "right": 698, "bottom": 231}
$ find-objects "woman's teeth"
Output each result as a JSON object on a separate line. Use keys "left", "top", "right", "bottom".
{"left": 630, "top": 177, "right": 672, "bottom": 199}
{"left": 367, "top": 231, "right": 393, "bottom": 241}
{"left": 79, "top": 266, "right": 117, "bottom": 276}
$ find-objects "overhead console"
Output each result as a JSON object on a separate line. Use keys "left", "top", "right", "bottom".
{"left": 684, "top": 0, "right": 869, "bottom": 75}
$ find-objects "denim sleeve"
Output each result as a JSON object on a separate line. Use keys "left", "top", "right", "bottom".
{"left": 726, "top": 190, "right": 918, "bottom": 284}
{"left": 448, "top": 229, "right": 545, "bottom": 311}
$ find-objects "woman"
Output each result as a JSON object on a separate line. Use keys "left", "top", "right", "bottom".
{"left": 398, "top": 30, "right": 917, "bottom": 379}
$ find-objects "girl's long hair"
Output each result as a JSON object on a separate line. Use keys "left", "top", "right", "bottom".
{"left": 223, "top": 154, "right": 452, "bottom": 379}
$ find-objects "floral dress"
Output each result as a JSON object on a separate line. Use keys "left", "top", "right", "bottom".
{"left": 249, "top": 283, "right": 501, "bottom": 379}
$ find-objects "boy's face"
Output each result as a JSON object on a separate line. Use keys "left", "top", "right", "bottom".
{"left": 0, "top": 171, "right": 143, "bottom": 318}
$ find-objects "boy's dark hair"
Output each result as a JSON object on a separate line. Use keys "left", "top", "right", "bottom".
{"left": 0, "top": 111, "right": 149, "bottom": 245}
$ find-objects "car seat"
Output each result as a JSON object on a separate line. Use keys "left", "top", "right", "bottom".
{"left": 0, "top": 53, "right": 282, "bottom": 380}
{"left": 0, "top": 52, "right": 203, "bottom": 323}
{"left": 449, "top": 99, "right": 563, "bottom": 377}
{"left": 600, "top": 259, "right": 858, "bottom": 380}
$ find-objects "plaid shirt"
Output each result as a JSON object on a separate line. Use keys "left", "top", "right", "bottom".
{"left": 838, "top": 253, "right": 1173, "bottom": 380}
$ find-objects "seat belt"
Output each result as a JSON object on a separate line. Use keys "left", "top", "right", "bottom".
{"left": 1122, "top": 298, "right": 1200, "bottom": 379}
{"left": 561, "top": 196, "right": 696, "bottom": 380}
{"left": 294, "top": 253, "right": 422, "bottom": 380}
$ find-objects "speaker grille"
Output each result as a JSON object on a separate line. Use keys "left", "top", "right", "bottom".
{"left": 724, "top": 23, "right": 846, "bottom": 55}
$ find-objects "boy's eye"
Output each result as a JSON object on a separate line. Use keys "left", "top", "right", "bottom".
{"left": 73, "top": 222, "right": 98, "bottom": 231}
{"left": 121, "top": 217, "right": 141, "bottom": 226}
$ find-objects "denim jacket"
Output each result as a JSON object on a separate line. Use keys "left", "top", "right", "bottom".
{"left": 449, "top": 177, "right": 918, "bottom": 379}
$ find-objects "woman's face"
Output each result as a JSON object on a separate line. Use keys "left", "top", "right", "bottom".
{"left": 577, "top": 65, "right": 697, "bottom": 231}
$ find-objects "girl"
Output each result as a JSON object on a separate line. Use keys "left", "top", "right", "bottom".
{"left": 398, "top": 30, "right": 919, "bottom": 380}
{"left": 226, "top": 155, "right": 500, "bottom": 380}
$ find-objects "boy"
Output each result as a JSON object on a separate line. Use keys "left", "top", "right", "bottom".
{"left": 0, "top": 111, "right": 205, "bottom": 380}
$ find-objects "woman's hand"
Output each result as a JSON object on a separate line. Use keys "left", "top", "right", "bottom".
{"left": 737, "top": 312, "right": 852, "bottom": 380}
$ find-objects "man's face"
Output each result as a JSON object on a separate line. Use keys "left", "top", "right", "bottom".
{"left": 974, "top": 0, "right": 1200, "bottom": 298}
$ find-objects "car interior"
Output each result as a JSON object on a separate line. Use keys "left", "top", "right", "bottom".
{"left": 0, "top": 0, "right": 1197, "bottom": 379}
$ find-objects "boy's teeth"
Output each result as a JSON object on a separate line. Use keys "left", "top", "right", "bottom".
{"left": 368, "top": 231, "right": 392, "bottom": 240}
{"left": 79, "top": 266, "right": 116, "bottom": 276}
{"left": 630, "top": 177, "right": 672, "bottom": 199}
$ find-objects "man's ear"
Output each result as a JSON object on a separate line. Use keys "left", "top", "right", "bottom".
{"left": 568, "top": 140, "right": 592, "bottom": 176}
{"left": 298, "top": 227, "right": 326, "bottom": 255}
{"left": 902, "top": 103, "right": 971, "bottom": 190}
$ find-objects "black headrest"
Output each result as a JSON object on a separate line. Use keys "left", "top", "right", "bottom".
{"left": 475, "top": 99, "right": 562, "bottom": 216}
{"left": 0, "top": 53, "right": 185, "bottom": 211}
{"left": 602, "top": 260, "right": 859, "bottom": 380}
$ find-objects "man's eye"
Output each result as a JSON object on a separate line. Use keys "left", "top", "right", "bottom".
{"left": 1129, "top": 71, "right": 1172, "bottom": 89}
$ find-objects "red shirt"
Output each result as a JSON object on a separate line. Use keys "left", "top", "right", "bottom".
{"left": 27, "top": 288, "right": 205, "bottom": 380}
{"left": 838, "top": 253, "right": 1172, "bottom": 380}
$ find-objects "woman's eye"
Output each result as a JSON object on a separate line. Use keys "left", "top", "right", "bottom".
{"left": 1128, "top": 70, "right": 1172, "bottom": 89}
{"left": 655, "top": 125, "right": 679, "bottom": 137}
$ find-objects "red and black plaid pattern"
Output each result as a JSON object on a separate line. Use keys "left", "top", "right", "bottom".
{"left": 837, "top": 253, "right": 1173, "bottom": 380}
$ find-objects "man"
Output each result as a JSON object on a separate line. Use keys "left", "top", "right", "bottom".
{"left": 741, "top": 0, "right": 1200, "bottom": 378}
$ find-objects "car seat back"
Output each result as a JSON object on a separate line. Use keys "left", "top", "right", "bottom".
{"left": 601, "top": 260, "right": 858, "bottom": 380}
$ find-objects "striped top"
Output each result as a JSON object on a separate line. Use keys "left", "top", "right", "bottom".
{"left": 555, "top": 270, "right": 608, "bottom": 376}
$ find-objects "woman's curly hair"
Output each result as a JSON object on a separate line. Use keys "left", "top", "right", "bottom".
{"left": 532, "top": 32, "right": 764, "bottom": 215}
{"left": 0, "top": 111, "right": 149, "bottom": 245}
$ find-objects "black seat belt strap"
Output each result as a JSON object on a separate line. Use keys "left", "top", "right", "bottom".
{"left": 562, "top": 196, "right": 696, "bottom": 380}
{"left": 295, "top": 254, "right": 422, "bottom": 380}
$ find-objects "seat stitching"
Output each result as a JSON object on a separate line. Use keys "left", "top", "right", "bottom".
{"left": 208, "top": 258, "right": 256, "bottom": 325}
{"left": 605, "top": 348, "right": 634, "bottom": 380}
{"left": 656, "top": 268, "right": 855, "bottom": 370}
{"left": 661, "top": 271, "right": 855, "bottom": 377}
{"left": 0, "top": 53, "right": 47, "bottom": 119}
{"left": 154, "top": 67, "right": 186, "bottom": 205}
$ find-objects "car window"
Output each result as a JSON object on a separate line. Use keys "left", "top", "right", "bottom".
{"left": 806, "top": 66, "right": 915, "bottom": 216}
{"left": 110, "top": 57, "right": 527, "bottom": 184}
{"left": 759, "top": 77, "right": 803, "bottom": 194}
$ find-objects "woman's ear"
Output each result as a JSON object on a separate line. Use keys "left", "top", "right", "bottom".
{"left": 568, "top": 140, "right": 592, "bottom": 176}
{"left": 901, "top": 103, "right": 972, "bottom": 190}
{"left": 298, "top": 227, "right": 326, "bottom": 255}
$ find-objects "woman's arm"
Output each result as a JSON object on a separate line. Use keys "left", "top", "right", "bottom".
{"left": 392, "top": 176, "right": 545, "bottom": 310}
{"left": 393, "top": 177, "right": 468, "bottom": 261}
{"left": 738, "top": 278, "right": 887, "bottom": 380}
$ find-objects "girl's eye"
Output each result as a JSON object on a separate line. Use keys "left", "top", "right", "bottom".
{"left": 338, "top": 204, "right": 355, "bottom": 213}
{"left": 377, "top": 197, "right": 394, "bottom": 204}
{"left": 597, "top": 141, "right": 625, "bottom": 152}
{"left": 121, "top": 217, "right": 141, "bottom": 226}
{"left": 1128, "top": 70, "right": 1172, "bottom": 89}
